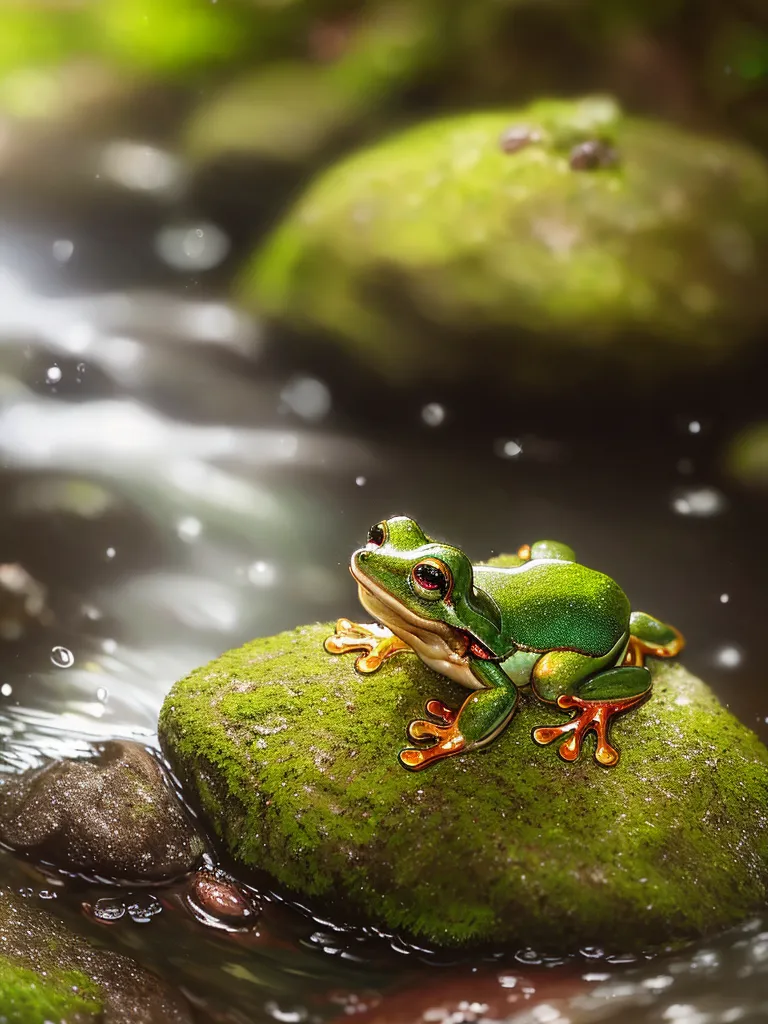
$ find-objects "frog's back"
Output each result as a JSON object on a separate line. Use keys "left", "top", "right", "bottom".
{"left": 474, "top": 560, "right": 630, "bottom": 657}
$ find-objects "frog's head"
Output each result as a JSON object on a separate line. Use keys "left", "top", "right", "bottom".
{"left": 351, "top": 516, "right": 501, "bottom": 655}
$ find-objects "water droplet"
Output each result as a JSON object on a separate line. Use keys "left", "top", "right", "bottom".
{"left": 50, "top": 646, "right": 74, "bottom": 668}
{"left": 52, "top": 239, "right": 74, "bottom": 263}
{"left": 720, "top": 593, "right": 730, "bottom": 604}
{"left": 421, "top": 403, "right": 445, "bottom": 427}
{"left": 280, "top": 376, "right": 332, "bottom": 422}
{"left": 671, "top": 487, "right": 726, "bottom": 518}
{"left": 176, "top": 516, "right": 203, "bottom": 542}
{"left": 248, "top": 561, "right": 276, "bottom": 588}
{"left": 1, "top": 683, "right": 12, "bottom": 697}
{"left": 99, "top": 141, "right": 181, "bottom": 194}
{"left": 126, "top": 894, "right": 162, "bottom": 924}
{"left": 154, "top": 221, "right": 230, "bottom": 271}
{"left": 45, "top": 365, "right": 62, "bottom": 385}
{"left": 496, "top": 439, "right": 523, "bottom": 458}
{"left": 106, "top": 547, "right": 116, "bottom": 560}
{"left": 264, "top": 1001, "right": 307, "bottom": 1023}
{"left": 715, "top": 645, "right": 742, "bottom": 669}
{"left": 355, "top": 476, "right": 366, "bottom": 487}
{"left": 82, "top": 603, "right": 102, "bottom": 621}
{"left": 101, "top": 638, "right": 117, "bottom": 655}
{"left": 96, "top": 686, "right": 109, "bottom": 703}
{"left": 76, "top": 362, "right": 86, "bottom": 374}
{"left": 688, "top": 420, "right": 701, "bottom": 434}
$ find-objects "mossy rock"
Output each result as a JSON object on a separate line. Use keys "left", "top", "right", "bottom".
{"left": 243, "top": 96, "right": 768, "bottom": 389}
{"left": 0, "top": 889, "right": 192, "bottom": 1023}
{"left": 159, "top": 619, "right": 768, "bottom": 951}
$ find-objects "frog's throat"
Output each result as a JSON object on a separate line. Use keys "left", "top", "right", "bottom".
{"left": 350, "top": 563, "right": 484, "bottom": 691}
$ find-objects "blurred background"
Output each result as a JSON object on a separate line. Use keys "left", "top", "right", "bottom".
{"left": 0, "top": 1, "right": 768, "bottom": 1021}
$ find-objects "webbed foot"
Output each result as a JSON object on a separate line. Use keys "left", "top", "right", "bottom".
{"left": 324, "top": 618, "right": 411, "bottom": 673}
{"left": 532, "top": 692, "right": 646, "bottom": 766}
{"left": 400, "top": 721, "right": 466, "bottom": 771}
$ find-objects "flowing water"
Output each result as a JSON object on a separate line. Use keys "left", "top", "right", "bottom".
{"left": 1, "top": 133, "right": 768, "bottom": 1024}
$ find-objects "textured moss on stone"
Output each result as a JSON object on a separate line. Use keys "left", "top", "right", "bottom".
{"left": 159, "top": 618, "right": 768, "bottom": 951}
{"left": 243, "top": 96, "right": 768, "bottom": 387}
{"left": 0, "top": 959, "right": 100, "bottom": 1024}
{"left": 0, "top": 889, "right": 192, "bottom": 1023}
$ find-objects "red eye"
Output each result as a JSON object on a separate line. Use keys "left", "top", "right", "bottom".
{"left": 412, "top": 561, "right": 448, "bottom": 595}
{"left": 367, "top": 524, "right": 385, "bottom": 547}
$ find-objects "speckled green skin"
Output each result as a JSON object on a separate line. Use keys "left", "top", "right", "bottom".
{"left": 244, "top": 97, "right": 768, "bottom": 387}
{"left": 159, "top": 620, "right": 768, "bottom": 951}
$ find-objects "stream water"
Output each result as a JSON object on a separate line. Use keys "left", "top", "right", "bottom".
{"left": 1, "top": 131, "right": 768, "bottom": 1024}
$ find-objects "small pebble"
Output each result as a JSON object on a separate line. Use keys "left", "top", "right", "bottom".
{"left": 569, "top": 139, "right": 618, "bottom": 171}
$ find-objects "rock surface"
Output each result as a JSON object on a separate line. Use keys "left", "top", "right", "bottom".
{"left": 0, "top": 740, "right": 205, "bottom": 881}
{"left": 0, "top": 888, "right": 192, "bottom": 1023}
{"left": 244, "top": 96, "right": 768, "bottom": 389}
{"left": 159, "top": 620, "right": 768, "bottom": 951}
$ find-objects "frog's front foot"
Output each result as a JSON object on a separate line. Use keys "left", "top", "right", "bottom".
{"left": 400, "top": 703, "right": 464, "bottom": 769}
{"left": 532, "top": 693, "right": 646, "bottom": 767}
{"left": 324, "top": 619, "right": 412, "bottom": 674}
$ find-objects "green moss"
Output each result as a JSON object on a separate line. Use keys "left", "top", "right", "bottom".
{"left": 159, "top": 619, "right": 768, "bottom": 951}
{"left": 242, "top": 97, "right": 768, "bottom": 387}
{"left": 0, "top": 959, "right": 101, "bottom": 1023}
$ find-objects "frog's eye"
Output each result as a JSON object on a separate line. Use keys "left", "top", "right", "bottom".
{"left": 367, "top": 523, "right": 386, "bottom": 548}
{"left": 411, "top": 559, "right": 451, "bottom": 601}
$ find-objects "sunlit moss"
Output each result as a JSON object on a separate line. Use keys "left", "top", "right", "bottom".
{"left": 160, "top": 618, "right": 768, "bottom": 950}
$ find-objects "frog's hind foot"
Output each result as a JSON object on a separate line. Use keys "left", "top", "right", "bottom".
{"left": 324, "top": 619, "right": 412, "bottom": 673}
{"left": 400, "top": 722, "right": 466, "bottom": 771}
{"left": 624, "top": 612, "right": 685, "bottom": 667}
{"left": 532, "top": 692, "right": 646, "bottom": 767}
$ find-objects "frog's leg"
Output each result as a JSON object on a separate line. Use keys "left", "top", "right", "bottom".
{"left": 324, "top": 619, "right": 412, "bottom": 673}
{"left": 623, "top": 611, "right": 685, "bottom": 667}
{"left": 399, "top": 659, "right": 518, "bottom": 771}
{"left": 531, "top": 641, "right": 651, "bottom": 766}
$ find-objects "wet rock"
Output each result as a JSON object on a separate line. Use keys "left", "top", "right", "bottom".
{"left": 185, "top": 868, "right": 260, "bottom": 928}
{"left": 160, "top": 618, "right": 768, "bottom": 951}
{"left": 243, "top": 96, "right": 768, "bottom": 392}
{"left": 0, "top": 740, "right": 205, "bottom": 881}
{"left": 0, "top": 888, "right": 192, "bottom": 1022}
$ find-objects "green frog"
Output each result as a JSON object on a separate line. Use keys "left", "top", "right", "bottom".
{"left": 325, "top": 517, "right": 683, "bottom": 771}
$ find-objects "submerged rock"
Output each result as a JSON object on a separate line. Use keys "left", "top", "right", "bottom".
{"left": 0, "top": 740, "right": 205, "bottom": 881}
{"left": 0, "top": 888, "right": 192, "bottom": 1023}
{"left": 244, "top": 96, "right": 768, "bottom": 390}
{"left": 159, "top": 621, "right": 768, "bottom": 951}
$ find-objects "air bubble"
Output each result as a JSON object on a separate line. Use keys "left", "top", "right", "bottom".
{"left": 45, "top": 366, "right": 62, "bottom": 385}
{"left": 50, "top": 646, "right": 74, "bottom": 668}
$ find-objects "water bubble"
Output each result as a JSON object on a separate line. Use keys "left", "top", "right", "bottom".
{"left": 1, "top": 683, "right": 12, "bottom": 697}
{"left": 355, "top": 476, "right": 366, "bottom": 487}
{"left": 101, "top": 639, "right": 117, "bottom": 655}
{"left": 720, "top": 593, "right": 730, "bottom": 604}
{"left": 154, "top": 222, "right": 230, "bottom": 272}
{"left": 715, "top": 645, "right": 742, "bottom": 669}
{"left": 248, "top": 561, "right": 276, "bottom": 588}
{"left": 45, "top": 365, "right": 62, "bottom": 385}
{"left": 106, "top": 547, "right": 116, "bottom": 560}
{"left": 176, "top": 516, "right": 203, "bottom": 542}
{"left": 52, "top": 239, "right": 74, "bottom": 263}
{"left": 82, "top": 603, "right": 102, "bottom": 621}
{"left": 671, "top": 487, "right": 726, "bottom": 518}
{"left": 76, "top": 362, "right": 86, "bottom": 374}
{"left": 280, "top": 376, "right": 332, "bottom": 422}
{"left": 421, "top": 403, "right": 445, "bottom": 427}
{"left": 96, "top": 686, "right": 109, "bottom": 703}
{"left": 92, "top": 897, "right": 125, "bottom": 922}
{"left": 688, "top": 420, "right": 702, "bottom": 435}
{"left": 50, "top": 646, "right": 74, "bottom": 668}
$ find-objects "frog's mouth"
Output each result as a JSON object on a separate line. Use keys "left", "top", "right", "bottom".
{"left": 350, "top": 557, "right": 470, "bottom": 662}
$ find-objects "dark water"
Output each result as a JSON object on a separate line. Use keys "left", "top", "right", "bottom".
{"left": 1, "top": 148, "right": 768, "bottom": 1023}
